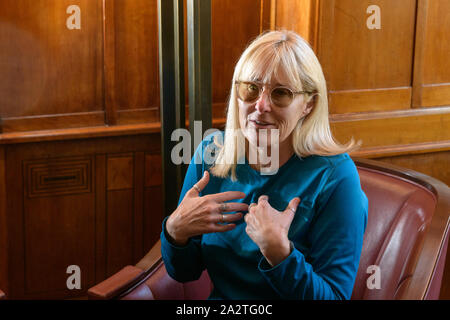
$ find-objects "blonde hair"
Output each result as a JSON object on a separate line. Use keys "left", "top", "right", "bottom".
{"left": 210, "top": 30, "right": 359, "bottom": 181}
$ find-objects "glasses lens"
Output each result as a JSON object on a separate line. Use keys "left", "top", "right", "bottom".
{"left": 237, "top": 82, "right": 260, "bottom": 102}
{"left": 271, "top": 87, "right": 293, "bottom": 107}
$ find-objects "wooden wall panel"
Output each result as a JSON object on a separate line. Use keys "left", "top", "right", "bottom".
{"left": 106, "top": 0, "right": 160, "bottom": 124}
{"left": 24, "top": 193, "right": 96, "bottom": 294}
{"left": 143, "top": 186, "right": 164, "bottom": 254}
{"left": 0, "top": 0, "right": 104, "bottom": 120}
{"left": 105, "top": 153, "right": 136, "bottom": 276}
{"left": 145, "top": 154, "right": 162, "bottom": 187}
{"left": 2, "top": 135, "right": 160, "bottom": 299}
{"left": 6, "top": 145, "right": 26, "bottom": 298}
{"left": 413, "top": 0, "right": 450, "bottom": 108}
{"left": 107, "top": 155, "right": 134, "bottom": 190}
{"left": 133, "top": 152, "right": 145, "bottom": 262}
{"left": 318, "top": 0, "right": 417, "bottom": 113}
{"left": 106, "top": 189, "right": 134, "bottom": 277}
{"left": 143, "top": 153, "right": 163, "bottom": 253}
{"left": 0, "top": 0, "right": 272, "bottom": 132}
{"left": 274, "top": 0, "right": 318, "bottom": 48}
{"left": 94, "top": 154, "right": 107, "bottom": 283}
{"left": 331, "top": 108, "right": 450, "bottom": 151}
{"left": 211, "top": 0, "right": 271, "bottom": 105}
{"left": 376, "top": 151, "right": 450, "bottom": 187}
{"left": 22, "top": 156, "right": 96, "bottom": 297}
{"left": 422, "top": 0, "right": 450, "bottom": 85}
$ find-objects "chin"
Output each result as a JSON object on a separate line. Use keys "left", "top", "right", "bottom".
{"left": 244, "top": 127, "right": 281, "bottom": 149}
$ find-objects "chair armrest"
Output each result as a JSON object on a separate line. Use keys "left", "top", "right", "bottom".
{"left": 88, "top": 266, "right": 145, "bottom": 300}
{"left": 87, "top": 240, "right": 163, "bottom": 300}
{"left": 136, "top": 239, "right": 162, "bottom": 271}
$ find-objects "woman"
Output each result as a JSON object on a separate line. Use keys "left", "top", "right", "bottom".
{"left": 161, "top": 30, "right": 368, "bottom": 300}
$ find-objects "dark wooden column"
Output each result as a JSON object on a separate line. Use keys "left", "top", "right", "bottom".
{"left": 157, "top": 0, "right": 186, "bottom": 217}
{"left": 187, "top": 0, "right": 212, "bottom": 155}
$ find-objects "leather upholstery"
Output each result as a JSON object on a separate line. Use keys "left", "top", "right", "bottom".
{"left": 352, "top": 168, "right": 436, "bottom": 299}
{"left": 144, "top": 265, "right": 212, "bottom": 300}
{"left": 87, "top": 159, "right": 450, "bottom": 300}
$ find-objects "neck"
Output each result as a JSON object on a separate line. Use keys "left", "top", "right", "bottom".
{"left": 246, "top": 136, "right": 294, "bottom": 172}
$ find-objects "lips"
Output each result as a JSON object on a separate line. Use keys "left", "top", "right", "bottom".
{"left": 249, "top": 119, "right": 276, "bottom": 128}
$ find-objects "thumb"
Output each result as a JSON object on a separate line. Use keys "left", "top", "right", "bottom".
{"left": 189, "top": 171, "right": 210, "bottom": 196}
{"left": 284, "top": 197, "right": 301, "bottom": 216}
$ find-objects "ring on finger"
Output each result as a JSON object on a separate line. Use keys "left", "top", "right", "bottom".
{"left": 221, "top": 214, "right": 226, "bottom": 223}
{"left": 193, "top": 184, "right": 201, "bottom": 193}
{"left": 219, "top": 202, "right": 228, "bottom": 212}
{"left": 288, "top": 207, "right": 296, "bottom": 213}
{"left": 248, "top": 203, "right": 256, "bottom": 210}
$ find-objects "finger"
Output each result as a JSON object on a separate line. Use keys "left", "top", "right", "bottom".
{"left": 210, "top": 223, "right": 237, "bottom": 233}
{"left": 212, "top": 212, "right": 243, "bottom": 224}
{"left": 244, "top": 212, "right": 254, "bottom": 224}
{"left": 188, "top": 171, "right": 209, "bottom": 196}
{"left": 217, "top": 202, "right": 248, "bottom": 213}
{"left": 258, "top": 195, "right": 269, "bottom": 204}
{"left": 248, "top": 203, "right": 257, "bottom": 213}
{"left": 284, "top": 197, "right": 301, "bottom": 215}
{"left": 209, "top": 191, "right": 246, "bottom": 203}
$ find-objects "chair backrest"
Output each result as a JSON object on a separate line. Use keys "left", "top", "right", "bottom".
{"left": 121, "top": 264, "right": 212, "bottom": 300}
{"left": 351, "top": 164, "right": 437, "bottom": 299}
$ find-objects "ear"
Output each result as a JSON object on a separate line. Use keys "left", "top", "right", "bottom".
{"left": 302, "top": 93, "right": 317, "bottom": 117}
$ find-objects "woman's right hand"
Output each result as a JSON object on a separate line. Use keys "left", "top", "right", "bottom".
{"left": 166, "top": 171, "right": 248, "bottom": 246}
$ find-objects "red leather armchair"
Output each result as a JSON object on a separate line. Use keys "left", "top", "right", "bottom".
{"left": 88, "top": 158, "right": 450, "bottom": 300}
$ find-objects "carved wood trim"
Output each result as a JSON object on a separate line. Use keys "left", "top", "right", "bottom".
{"left": 24, "top": 157, "right": 92, "bottom": 198}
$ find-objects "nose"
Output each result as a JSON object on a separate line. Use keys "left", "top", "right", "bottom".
{"left": 255, "top": 87, "right": 272, "bottom": 113}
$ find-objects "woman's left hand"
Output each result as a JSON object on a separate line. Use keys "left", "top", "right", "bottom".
{"left": 245, "top": 195, "right": 301, "bottom": 267}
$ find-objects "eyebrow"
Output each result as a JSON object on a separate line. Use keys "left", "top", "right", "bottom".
{"left": 247, "top": 79, "right": 288, "bottom": 87}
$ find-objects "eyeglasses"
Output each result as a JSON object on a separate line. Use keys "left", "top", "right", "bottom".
{"left": 235, "top": 81, "right": 314, "bottom": 108}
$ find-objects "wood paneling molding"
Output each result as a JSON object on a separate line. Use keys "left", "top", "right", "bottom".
{"left": 331, "top": 109, "right": 450, "bottom": 149}
{"left": 330, "top": 106, "right": 450, "bottom": 121}
{"left": 24, "top": 157, "right": 92, "bottom": 198}
{"left": 421, "top": 84, "right": 450, "bottom": 107}
{"left": 329, "top": 87, "right": 411, "bottom": 114}
{"left": 115, "top": 108, "right": 159, "bottom": 125}
{"left": 0, "top": 123, "right": 160, "bottom": 145}
{"left": 351, "top": 140, "right": 450, "bottom": 159}
{"left": 1, "top": 112, "right": 106, "bottom": 133}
